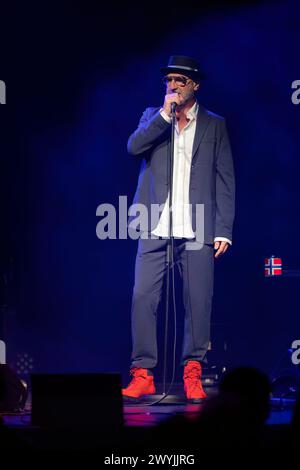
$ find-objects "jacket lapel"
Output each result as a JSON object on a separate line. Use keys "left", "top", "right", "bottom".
{"left": 192, "top": 104, "right": 211, "bottom": 162}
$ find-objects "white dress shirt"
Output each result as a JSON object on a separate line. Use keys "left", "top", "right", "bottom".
{"left": 151, "top": 101, "right": 232, "bottom": 245}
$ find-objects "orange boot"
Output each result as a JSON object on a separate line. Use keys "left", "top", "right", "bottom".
{"left": 122, "top": 368, "right": 156, "bottom": 401}
{"left": 184, "top": 361, "right": 207, "bottom": 403}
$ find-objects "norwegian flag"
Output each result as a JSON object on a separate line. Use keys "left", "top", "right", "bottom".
{"left": 265, "top": 257, "right": 282, "bottom": 276}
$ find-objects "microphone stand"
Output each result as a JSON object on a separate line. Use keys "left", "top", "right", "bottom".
{"left": 147, "top": 102, "right": 179, "bottom": 406}
{"left": 162, "top": 102, "right": 177, "bottom": 395}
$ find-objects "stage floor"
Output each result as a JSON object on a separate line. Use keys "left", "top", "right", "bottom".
{"left": 1, "top": 391, "right": 295, "bottom": 428}
{"left": 0, "top": 391, "right": 296, "bottom": 451}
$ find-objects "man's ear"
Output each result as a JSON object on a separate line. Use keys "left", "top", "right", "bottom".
{"left": 194, "top": 82, "right": 200, "bottom": 91}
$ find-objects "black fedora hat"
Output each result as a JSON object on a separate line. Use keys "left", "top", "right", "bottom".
{"left": 161, "top": 55, "right": 204, "bottom": 81}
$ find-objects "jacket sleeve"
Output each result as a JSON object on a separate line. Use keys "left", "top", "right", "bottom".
{"left": 215, "top": 119, "right": 235, "bottom": 241}
{"left": 127, "top": 107, "right": 171, "bottom": 156}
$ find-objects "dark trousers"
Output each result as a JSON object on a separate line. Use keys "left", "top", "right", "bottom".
{"left": 130, "top": 237, "right": 214, "bottom": 369}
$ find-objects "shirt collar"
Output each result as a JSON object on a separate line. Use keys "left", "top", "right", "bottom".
{"left": 186, "top": 100, "right": 198, "bottom": 121}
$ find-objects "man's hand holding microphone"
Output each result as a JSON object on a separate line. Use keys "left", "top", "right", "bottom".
{"left": 163, "top": 92, "right": 183, "bottom": 116}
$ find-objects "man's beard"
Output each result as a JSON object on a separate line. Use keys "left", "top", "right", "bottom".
{"left": 178, "top": 91, "right": 194, "bottom": 108}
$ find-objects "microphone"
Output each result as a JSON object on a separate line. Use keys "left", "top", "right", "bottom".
{"left": 171, "top": 102, "right": 177, "bottom": 113}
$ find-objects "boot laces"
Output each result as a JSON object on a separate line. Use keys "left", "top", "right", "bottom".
{"left": 185, "top": 366, "right": 201, "bottom": 390}
{"left": 128, "top": 368, "right": 147, "bottom": 388}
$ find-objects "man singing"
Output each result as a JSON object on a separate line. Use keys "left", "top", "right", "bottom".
{"left": 123, "top": 55, "right": 235, "bottom": 403}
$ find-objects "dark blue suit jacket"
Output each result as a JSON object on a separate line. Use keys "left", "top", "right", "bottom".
{"left": 127, "top": 104, "right": 235, "bottom": 244}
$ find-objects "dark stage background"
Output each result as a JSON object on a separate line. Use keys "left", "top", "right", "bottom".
{"left": 0, "top": 0, "right": 299, "bottom": 384}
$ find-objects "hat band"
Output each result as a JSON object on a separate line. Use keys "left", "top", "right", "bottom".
{"left": 166, "top": 65, "right": 199, "bottom": 73}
